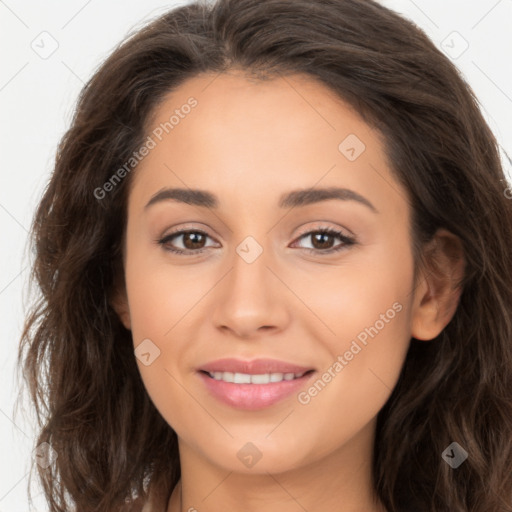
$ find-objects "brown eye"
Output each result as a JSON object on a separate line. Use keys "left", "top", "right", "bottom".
{"left": 158, "top": 230, "right": 216, "bottom": 254}
{"left": 292, "top": 228, "right": 356, "bottom": 254}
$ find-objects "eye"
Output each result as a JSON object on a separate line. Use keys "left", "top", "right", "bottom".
{"left": 157, "top": 229, "right": 218, "bottom": 255}
{"left": 291, "top": 226, "right": 356, "bottom": 254}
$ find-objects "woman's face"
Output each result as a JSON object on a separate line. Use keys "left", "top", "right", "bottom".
{"left": 117, "top": 71, "right": 428, "bottom": 476}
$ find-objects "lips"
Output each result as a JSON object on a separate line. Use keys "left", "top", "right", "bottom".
{"left": 197, "top": 358, "right": 316, "bottom": 410}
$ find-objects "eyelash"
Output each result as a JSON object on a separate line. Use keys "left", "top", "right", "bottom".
{"left": 156, "top": 226, "right": 356, "bottom": 256}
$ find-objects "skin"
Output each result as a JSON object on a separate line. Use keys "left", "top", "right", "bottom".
{"left": 113, "top": 70, "right": 465, "bottom": 512}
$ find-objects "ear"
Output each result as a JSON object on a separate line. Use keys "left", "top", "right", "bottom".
{"left": 410, "top": 228, "right": 466, "bottom": 341}
{"left": 110, "top": 284, "right": 132, "bottom": 331}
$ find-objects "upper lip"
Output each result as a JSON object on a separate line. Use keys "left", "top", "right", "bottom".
{"left": 199, "top": 358, "right": 315, "bottom": 375}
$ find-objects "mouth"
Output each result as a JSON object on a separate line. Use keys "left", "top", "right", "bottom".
{"left": 197, "top": 367, "right": 316, "bottom": 410}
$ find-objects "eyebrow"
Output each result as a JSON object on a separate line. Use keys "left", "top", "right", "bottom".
{"left": 144, "top": 186, "right": 378, "bottom": 213}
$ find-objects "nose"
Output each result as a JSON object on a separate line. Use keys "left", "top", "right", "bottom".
{"left": 211, "top": 240, "right": 290, "bottom": 339}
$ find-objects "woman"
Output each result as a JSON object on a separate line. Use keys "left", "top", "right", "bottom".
{"left": 18, "top": 0, "right": 512, "bottom": 511}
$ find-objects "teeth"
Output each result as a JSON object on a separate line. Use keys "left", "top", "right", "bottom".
{"left": 209, "top": 371, "right": 306, "bottom": 384}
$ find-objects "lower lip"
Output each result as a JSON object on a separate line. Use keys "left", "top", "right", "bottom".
{"left": 198, "top": 371, "right": 315, "bottom": 410}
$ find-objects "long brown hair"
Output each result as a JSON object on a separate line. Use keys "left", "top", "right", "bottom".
{"left": 17, "top": 0, "right": 512, "bottom": 511}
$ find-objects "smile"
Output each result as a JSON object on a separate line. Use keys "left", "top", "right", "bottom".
{"left": 198, "top": 369, "right": 315, "bottom": 410}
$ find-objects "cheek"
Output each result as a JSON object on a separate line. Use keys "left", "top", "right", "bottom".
{"left": 123, "top": 246, "right": 210, "bottom": 431}
{"left": 124, "top": 244, "right": 200, "bottom": 342}
{"left": 285, "top": 296, "right": 411, "bottom": 464}
{"left": 325, "top": 270, "right": 410, "bottom": 366}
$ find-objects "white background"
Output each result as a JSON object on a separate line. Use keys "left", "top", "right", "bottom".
{"left": 1, "top": 0, "right": 511, "bottom": 510}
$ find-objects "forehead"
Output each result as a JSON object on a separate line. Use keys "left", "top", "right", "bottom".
{"left": 128, "top": 70, "right": 403, "bottom": 220}
{"left": 144, "top": 70, "right": 372, "bottom": 148}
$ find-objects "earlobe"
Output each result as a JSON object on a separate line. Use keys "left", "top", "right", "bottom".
{"left": 410, "top": 228, "right": 466, "bottom": 341}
